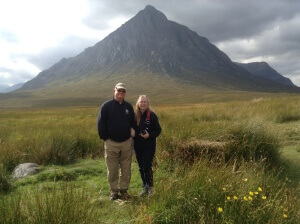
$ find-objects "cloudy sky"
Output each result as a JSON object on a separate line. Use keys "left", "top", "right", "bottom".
{"left": 1, "top": 0, "right": 300, "bottom": 88}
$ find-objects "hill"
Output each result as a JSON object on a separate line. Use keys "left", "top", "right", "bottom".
{"left": 235, "top": 62, "right": 295, "bottom": 86}
{"left": 1, "top": 83, "right": 24, "bottom": 93}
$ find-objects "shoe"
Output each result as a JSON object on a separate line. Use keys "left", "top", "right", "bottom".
{"left": 139, "top": 187, "right": 148, "bottom": 196}
{"left": 148, "top": 187, "right": 155, "bottom": 197}
{"left": 120, "top": 191, "right": 131, "bottom": 200}
{"left": 110, "top": 193, "right": 119, "bottom": 201}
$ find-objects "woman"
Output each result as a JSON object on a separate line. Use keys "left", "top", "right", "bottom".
{"left": 133, "top": 95, "right": 162, "bottom": 196}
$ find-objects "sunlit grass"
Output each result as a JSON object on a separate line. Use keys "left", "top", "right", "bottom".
{"left": 137, "top": 161, "right": 300, "bottom": 223}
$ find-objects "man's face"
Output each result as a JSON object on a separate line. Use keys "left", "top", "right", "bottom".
{"left": 114, "top": 88, "right": 126, "bottom": 101}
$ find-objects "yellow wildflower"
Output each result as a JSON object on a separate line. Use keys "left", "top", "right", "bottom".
{"left": 262, "top": 196, "right": 267, "bottom": 200}
{"left": 222, "top": 187, "right": 226, "bottom": 191}
{"left": 248, "top": 196, "right": 253, "bottom": 201}
{"left": 233, "top": 196, "right": 238, "bottom": 200}
{"left": 258, "top": 187, "right": 263, "bottom": 192}
{"left": 254, "top": 192, "right": 259, "bottom": 195}
{"left": 249, "top": 191, "right": 254, "bottom": 196}
{"left": 217, "top": 207, "right": 223, "bottom": 213}
{"left": 226, "top": 196, "right": 231, "bottom": 201}
{"left": 243, "top": 196, "right": 248, "bottom": 201}
{"left": 243, "top": 178, "right": 248, "bottom": 182}
{"left": 283, "top": 214, "right": 288, "bottom": 218}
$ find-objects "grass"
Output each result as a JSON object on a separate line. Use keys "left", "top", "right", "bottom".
{"left": 0, "top": 94, "right": 300, "bottom": 223}
{"left": 137, "top": 161, "right": 299, "bottom": 223}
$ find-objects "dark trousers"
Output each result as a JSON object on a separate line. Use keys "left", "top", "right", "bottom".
{"left": 134, "top": 146, "right": 155, "bottom": 188}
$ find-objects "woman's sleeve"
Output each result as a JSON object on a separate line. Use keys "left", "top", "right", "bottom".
{"left": 149, "top": 112, "right": 162, "bottom": 138}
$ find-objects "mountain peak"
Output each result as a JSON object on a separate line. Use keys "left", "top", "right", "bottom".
{"left": 144, "top": 5, "right": 157, "bottom": 11}
{"left": 135, "top": 5, "right": 168, "bottom": 22}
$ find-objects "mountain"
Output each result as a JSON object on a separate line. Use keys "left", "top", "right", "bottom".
{"left": 1, "top": 5, "right": 299, "bottom": 107}
{"left": 0, "top": 84, "right": 10, "bottom": 93}
{"left": 1, "top": 83, "right": 24, "bottom": 93}
{"left": 20, "top": 5, "right": 298, "bottom": 93}
{"left": 235, "top": 62, "right": 295, "bottom": 86}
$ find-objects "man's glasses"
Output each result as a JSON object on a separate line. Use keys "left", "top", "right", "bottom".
{"left": 117, "top": 89, "right": 126, "bottom": 93}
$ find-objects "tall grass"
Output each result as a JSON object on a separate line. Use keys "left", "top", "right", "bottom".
{"left": 0, "top": 108, "right": 103, "bottom": 171}
{"left": 136, "top": 161, "right": 300, "bottom": 223}
{"left": 0, "top": 183, "right": 98, "bottom": 224}
{"left": 224, "top": 118, "right": 281, "bottom": 168}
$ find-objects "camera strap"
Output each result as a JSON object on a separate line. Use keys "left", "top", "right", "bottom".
{"left": 146, "top": 110, "right": 151, "bottom": 121}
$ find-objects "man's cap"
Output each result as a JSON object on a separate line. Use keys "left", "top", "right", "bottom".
{"left": 115, "top": 83, "right": 126, "bottom": 90}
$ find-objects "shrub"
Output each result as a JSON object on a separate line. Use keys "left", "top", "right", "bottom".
{"left": 274, "top": 103, "right": 300, "bottom": 123}
{"left": 0, "top": 164, "right": 12, "bottom": 193}
{"left": 224, "top": 119, "right": 281, "bottom": 168}
{"left": 0, "top": 144, "right": 22, "bottom": 172}
{"left": 173, "top": 138, "right": 227, "bottom": 165}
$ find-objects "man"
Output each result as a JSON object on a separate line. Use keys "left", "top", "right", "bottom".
{"left": 97, "top": 83, "right": 135, "bottom": 200}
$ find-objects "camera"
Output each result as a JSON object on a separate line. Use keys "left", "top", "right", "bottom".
{"left": 141, "top": 130, "right": 147, "bottom": 135}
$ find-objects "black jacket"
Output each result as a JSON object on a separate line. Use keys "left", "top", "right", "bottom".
{"left": 133, "top": 110, "right": 162, "bottom": 149}
{"left": 97, "top": 98, "right": 134, "bottom": 142}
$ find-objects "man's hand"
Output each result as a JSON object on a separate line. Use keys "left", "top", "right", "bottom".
{"left": 130, "top": 128, "right": 135, "bottom": 137}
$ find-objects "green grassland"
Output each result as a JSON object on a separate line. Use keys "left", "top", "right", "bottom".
{"left": 0, "top": 94, "right": 300, "bottom": 223}
{"left": 1, "top": 71, "right": 299, "bottom": 108}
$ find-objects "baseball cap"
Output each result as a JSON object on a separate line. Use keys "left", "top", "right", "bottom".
{"left": 115, "top": 83, "right": 126, "bottom": 90}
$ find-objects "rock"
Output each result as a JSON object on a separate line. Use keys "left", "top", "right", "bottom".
{"left": 12, "top": 163, "right": 41, "bottom": 179}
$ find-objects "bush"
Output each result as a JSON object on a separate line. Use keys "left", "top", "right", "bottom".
{"left": 0, "top": 164, "right": 12, "bottom": 193}
{"left": 224, "top": 119, "right": 281, "bottom": 168}
{"left": 0, "top": 144, "right": 22, "bottom": 172}
{"left": 173, "top": 138, "right": 227, "bottom": 165}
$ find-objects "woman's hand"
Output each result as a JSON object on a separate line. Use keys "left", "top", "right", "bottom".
{"left": 131, "top": 128, "right": 135, "bottom": 138}
{"left": 141, "top": 130, "right": 149, "bottom": 139}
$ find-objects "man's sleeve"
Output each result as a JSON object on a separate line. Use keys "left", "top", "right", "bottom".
{"left": 130, "top": 104, "right": 135, "bottom": 127}
{"left": 97, "top": 103, "right": 109, "bottom": 141}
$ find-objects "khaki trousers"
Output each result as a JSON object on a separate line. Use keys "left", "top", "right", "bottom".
{"left": 104, "top": 137, "right": 133, "bottom": 194}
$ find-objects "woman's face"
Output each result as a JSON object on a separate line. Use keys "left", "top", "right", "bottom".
{"left": 138, "top": 97, "right": 148, "bottom": 111}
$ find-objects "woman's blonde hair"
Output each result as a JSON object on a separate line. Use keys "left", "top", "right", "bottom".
{"left": 135, "top": 95, "right": 151, "bottom": 125}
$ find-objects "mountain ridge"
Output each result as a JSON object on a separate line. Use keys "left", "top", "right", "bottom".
{"left": 235, "top": 62, "right": 294, "bottom": 86}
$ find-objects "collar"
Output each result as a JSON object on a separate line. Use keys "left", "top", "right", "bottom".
{"left": 113, "top": 97, "right": 124, "bottom": 105}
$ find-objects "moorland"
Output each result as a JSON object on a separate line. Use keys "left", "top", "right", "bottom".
{"left": 0, "top": 93, "right": 300, "bottom": 223}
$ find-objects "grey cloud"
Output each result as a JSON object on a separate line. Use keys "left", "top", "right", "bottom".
{"left": 26, "top": 35, "right": 99, "bottom": 70}
{"left": 163, "top": 0, "right": 300, "bottom": 42}
{"left": 0, "top": 67, "right": 33, "bottom": 85}
{"left": 82, "top": 0, "right": 143, "bottom": 30}
{"left": 83, "top": 0, "right": 300, "bottom": 43}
